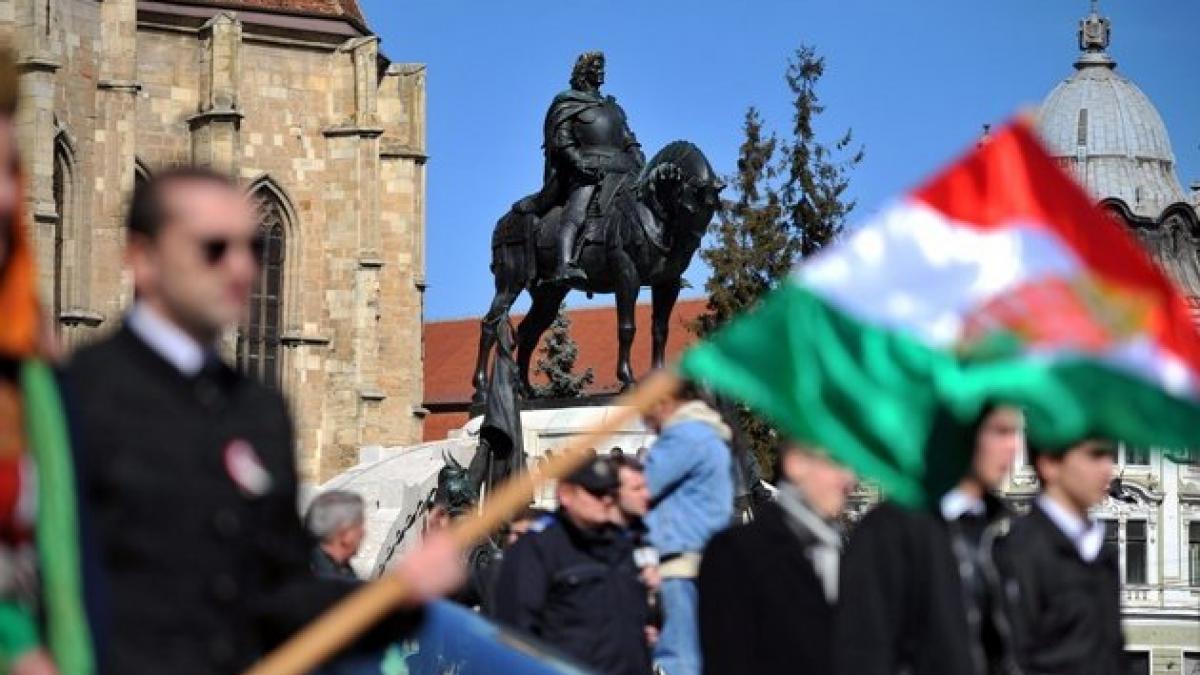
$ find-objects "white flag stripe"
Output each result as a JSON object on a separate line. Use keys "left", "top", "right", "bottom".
{"left": 791, "top": 198, "right": 1200, "bottom": 398}
{"left": 796, "top": 199, "right": 1083, "bottom": 346}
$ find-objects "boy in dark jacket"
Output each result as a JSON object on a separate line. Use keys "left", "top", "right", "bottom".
{"left": 699, "top": 441, "right": 855, "bottom": 674}
{"left": 833, "top": 405, "right": 1024, "bottom": 675}
{"left": 1003, "top": 438, "right": 1125, "bottom": 675}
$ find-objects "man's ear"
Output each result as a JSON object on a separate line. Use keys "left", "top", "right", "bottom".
{"left": 1032, "top": 453, "right": 1056, "bottom": 485}
{"left": 126, "top": 232, "right": 149, "bottom": 268}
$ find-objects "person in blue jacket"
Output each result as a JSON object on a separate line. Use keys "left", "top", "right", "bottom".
{"left": 641, "top": 382, "right": 732, "bottom": 675}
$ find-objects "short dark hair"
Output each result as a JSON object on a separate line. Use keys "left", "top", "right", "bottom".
{"left": 609, "top": 453, "right": 643, "bottom": 474}
{"left": 126, "top": 166, "right": 236, "bottom": 240}
{"left": 1027, "top": 437, "right": 1115, "bottom": 482}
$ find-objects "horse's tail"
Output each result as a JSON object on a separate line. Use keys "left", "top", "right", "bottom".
{"left": 490, "top": 209, "right": 535, "bottom": 289}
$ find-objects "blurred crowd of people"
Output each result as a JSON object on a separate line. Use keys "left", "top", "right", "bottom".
{"left": 1, "top": 48, "right": 1133, "bottom": 675}
{"left": 420, "top": 399, "right": 1126, "bottom": 675}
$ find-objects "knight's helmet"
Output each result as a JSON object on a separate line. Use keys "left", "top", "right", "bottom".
{"left": 434, "top": 451, "right": 478, "bottom": 517}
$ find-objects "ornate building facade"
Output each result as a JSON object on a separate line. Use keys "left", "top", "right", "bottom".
{"left": 1030, "top": 6, "right": 1200, "bottom": 673}
{"left": 1, "top": 0, "right": 429, "bottom": 482}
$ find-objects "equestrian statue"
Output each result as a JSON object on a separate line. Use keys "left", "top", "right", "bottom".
{"left": 471, "top": 51, "right": 723, "bottom": 402}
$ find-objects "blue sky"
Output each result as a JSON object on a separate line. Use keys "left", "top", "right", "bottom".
{"left": 361, "top": 1, "right": 1200, "bottom": 320}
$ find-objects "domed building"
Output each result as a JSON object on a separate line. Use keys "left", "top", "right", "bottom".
{"left": 1026, "top": 6, "right": 1200, "bottom": 672}
{"left": 1037, "top": 5, "right": 1200, "bottom": 300}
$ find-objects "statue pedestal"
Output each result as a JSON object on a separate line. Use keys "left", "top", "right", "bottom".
{"left": 459, "top": 395, "right": 654, "bottom": 456}
{"left": 457, "top": 396, "right": 656, "bottom": 505}
{"left": 310, "top": 397, "right": 654, "bottom": 577}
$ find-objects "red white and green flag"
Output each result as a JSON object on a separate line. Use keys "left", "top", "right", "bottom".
{"left": 680, "top": 120, "right": 1200, "bottom": 505}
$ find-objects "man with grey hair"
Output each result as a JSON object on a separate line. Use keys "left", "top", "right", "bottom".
{"left": 305, "top": 490, "right": 366, "bottom": 580}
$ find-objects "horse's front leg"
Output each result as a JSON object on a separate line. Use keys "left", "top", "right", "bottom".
{"left": 650, "top": 280, "right": 682, "bottom": 370}
{"left": 517, "top": 285, "right": 569, "bottom": 398}
{"left": 613, "top": 252, "right": 641, "bottom": 390}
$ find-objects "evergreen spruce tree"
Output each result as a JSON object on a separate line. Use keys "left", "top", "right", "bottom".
{"left": 693, "top": 44, "right": 862, "bottom": 477}
{"left": 532, "top": 304, "right": 595, "bottom": 398}
{"left": 780, "top": 46, "right": 864, "bottom": 257}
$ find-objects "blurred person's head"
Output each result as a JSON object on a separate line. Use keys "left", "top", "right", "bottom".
{"left": 0, "top": 48, "right": 51, "bottom": 361}
{"left": 556, "top": 454, "right": 618, "bottom": 530}
{"left": 777, "top": 441, "right": 856, "bottom": 520}
{"left": 611, "top": 455, "right": 649, "bottom": 524}
{"left": 964, "top": 404, "right": 1025, "bottom": 494}
{"left": 1032, "top": 438, "right": 1116, "bottom": 517}
{"left": 305, "top": 490, "right": 366, "bottom": 564}
{"left": 642, "top": 380, "right": 706, "bottom": 434}
{"left": 126, "top": 167, "right": 258, "bottom": 343}
{"left": 504, "top": 506, "right": 552, "bottom": 548}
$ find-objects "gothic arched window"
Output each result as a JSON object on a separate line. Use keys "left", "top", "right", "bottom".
{"left": 51, "top": 135, "right": 74, "bottom": 324}
{"left": 237, "top": 190, "right": 287, "bottom": 386}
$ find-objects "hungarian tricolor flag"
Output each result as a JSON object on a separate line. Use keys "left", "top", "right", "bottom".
{"left": 680, "top": 120, "right": 1200, "bottom": 506}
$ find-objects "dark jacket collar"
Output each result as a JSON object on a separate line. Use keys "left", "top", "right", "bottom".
{"left": 555, "top": 509, "right": 624, "bottom": 554}
{"left": 1029, "top": 500, "right": 1116, "bottom": 566}
{"left": 756, "top": 502, "right": 821, "bottom": 561}
{"left": 310, "top": 545, "right": 357, "bottom": 580}
{"left": 115, "top": 323, "right": 237, "bottom": 389}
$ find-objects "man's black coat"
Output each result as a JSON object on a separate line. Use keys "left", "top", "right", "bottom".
{"left": 1001, "top": 502, "right": 1126, "bottom": 675}
{"left": 65, "top": 326, "right": 411, "bottom": 674}
{"left": 490, "top": 510, "right": 652, "bottom": 675}
{"left": 833, "top": 499, "right": 1019, "bottom": 675}
{"left": 698, "top": 501, "right": 835, "bottom": 675}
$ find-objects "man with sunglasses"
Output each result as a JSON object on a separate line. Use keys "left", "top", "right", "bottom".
{"left": 491, "top": 454, "right": 653, "bottom": 675}
{"left": 63, "top": 168, "right": 465, "bottom": 674}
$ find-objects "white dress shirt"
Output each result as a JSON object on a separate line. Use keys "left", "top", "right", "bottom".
{"left": 126, "top": 303, "right": 208, "bottom": 377}
{"left": 1036, "top": 494, "right": 1104, "bottom": 563}
{"left": 939, "top": 487, "right": 987, "bottom": 521}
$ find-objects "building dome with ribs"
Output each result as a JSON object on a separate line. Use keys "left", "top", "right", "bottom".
{"left": 1036, "top": 4, "right": 1200, "bottom": 298}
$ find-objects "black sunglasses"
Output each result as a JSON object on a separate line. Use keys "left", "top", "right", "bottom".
{"left": 200, "top": 235, "right": 266, "bottom": 266}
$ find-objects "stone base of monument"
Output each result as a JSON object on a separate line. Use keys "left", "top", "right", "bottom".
{"left": 459, "top": 396, "right": 656, "bottom": 506}
{"left": 305, "top": 396, "right": 655, "bottom": 578}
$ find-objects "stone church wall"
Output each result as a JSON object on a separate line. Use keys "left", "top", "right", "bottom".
{"left": 2, "top": 0, "right": 427, "bottom": 482}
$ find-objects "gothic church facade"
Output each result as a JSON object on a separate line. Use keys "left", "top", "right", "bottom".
{"left": 1, "top": 0, "right": 428, "bottom": 481}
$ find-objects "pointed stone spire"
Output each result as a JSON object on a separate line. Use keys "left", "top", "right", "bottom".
{"left": 1076, "top": 1, "right": 1115, "bottom": 69}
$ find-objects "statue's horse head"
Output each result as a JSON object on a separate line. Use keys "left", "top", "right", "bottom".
{"left": 638, "top": 140, "right": 725, "bottom": 245}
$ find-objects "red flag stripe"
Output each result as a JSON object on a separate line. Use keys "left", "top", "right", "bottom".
{"left": 911, "top": 120, "right": 1200, "bottom": 373}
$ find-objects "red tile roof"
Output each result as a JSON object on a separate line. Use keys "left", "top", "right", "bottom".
{"left": 185, "top": 0, "right": 366, "bottom": 28}
{"left": 422, "top": 297, "right": 708, "bottom": 440}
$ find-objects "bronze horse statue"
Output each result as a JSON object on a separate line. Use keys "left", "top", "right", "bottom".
{"left": 471, "top": 140, "right": 722, "bottom": 401}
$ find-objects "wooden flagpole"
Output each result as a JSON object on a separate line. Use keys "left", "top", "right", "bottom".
{"left": 245, "top": 369, "right": 681, "bottom": 675}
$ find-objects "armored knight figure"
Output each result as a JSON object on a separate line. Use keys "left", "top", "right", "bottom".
{"left": 514, "top": 51, "right": 646, "bottom": 284}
